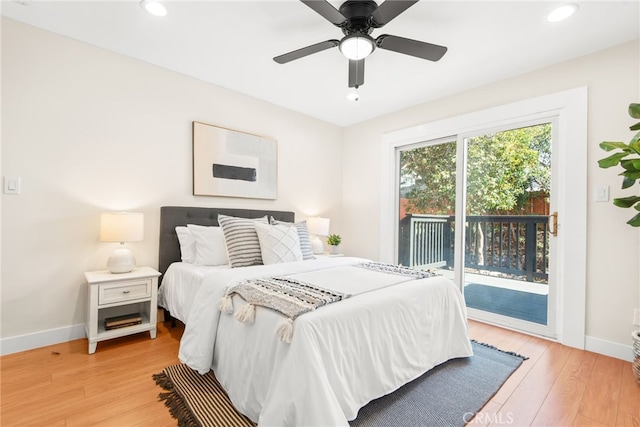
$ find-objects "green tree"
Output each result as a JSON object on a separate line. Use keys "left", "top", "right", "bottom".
{"left": 401, "top": 141, "right": 457, "bottom": 214}
{"left": 401, "top": 124, "right": 551, "bottom": 215}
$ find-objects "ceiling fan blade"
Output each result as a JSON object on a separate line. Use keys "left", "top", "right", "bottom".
{"left": 376, "top": 34, "right": 447, "bottom": 61}
{"left": 348, "top": 59, "right": 365, "bottom": 88}
{"left": 301, "top": 0, "right": 347, "bottom": 26}
{"left": 274, "top": 40, "right": 339, "bottom": 64}
{"left": 371, "top": 0, "right": 419, "bottom": 27}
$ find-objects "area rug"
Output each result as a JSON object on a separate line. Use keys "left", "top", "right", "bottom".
{"left": 153, "top": 341, "right": 526, "bottom": 427}
{"left": 464, "top": 283, "right": 548, "bottom": 325}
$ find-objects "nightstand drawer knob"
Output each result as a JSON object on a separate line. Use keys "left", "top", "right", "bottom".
{"left": 122, "top": 290, "right": 130, "bottom": 294}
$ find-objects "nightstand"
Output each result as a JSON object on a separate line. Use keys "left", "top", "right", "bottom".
{"left": 317, "top": 252, "right": 344, "bottom": 257}
{"left": 85, "top": 266, "right": 160, "bottom": 354}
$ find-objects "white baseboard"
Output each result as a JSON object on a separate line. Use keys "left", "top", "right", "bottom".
{"left": 1, "top": 323, "right": 86, "bottom": 356}
{"left": 585, "top": 335, "right": 634, "bottom": 362}
{"left": 0, "top": 323, "right": 635, "bottom": 363}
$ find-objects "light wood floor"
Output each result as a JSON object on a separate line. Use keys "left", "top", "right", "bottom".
{"left": 1, "top": 319, "right": 639, "bottom": 426}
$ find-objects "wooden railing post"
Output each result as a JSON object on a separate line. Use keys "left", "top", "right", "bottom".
{"left": 444, "top": 216, "right": 453, "bottom": 269}
{"left": 524, "top": 220, "right": 536, "bottom": 282}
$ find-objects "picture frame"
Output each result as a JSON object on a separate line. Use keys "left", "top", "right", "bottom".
{"left": 192, "top": 121, "right": 277, "bottom": 199}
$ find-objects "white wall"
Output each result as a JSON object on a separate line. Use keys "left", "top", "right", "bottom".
{"left": 1, "top": 18, "right": 343, "bottom": 349}
{"left": 341, "top": 40, "right": 640, "bottom": 352}
{"left": 3, "top": 16, "right": 639, "bottom": 358}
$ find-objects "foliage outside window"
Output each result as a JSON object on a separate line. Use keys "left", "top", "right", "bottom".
{"left": 401, "top": 124, "right": 551, "bottom": 216}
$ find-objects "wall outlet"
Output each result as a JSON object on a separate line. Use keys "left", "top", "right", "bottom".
{"left": 634, "top": 308, "right": 640, "bottom": 327}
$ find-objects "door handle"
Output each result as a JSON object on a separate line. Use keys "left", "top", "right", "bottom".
{"left": 549, "top": 212, "right": 558, "bottom": 236}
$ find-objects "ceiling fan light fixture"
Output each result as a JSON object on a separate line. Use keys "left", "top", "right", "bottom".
{"left": 546, "top": 3, "right": 579, "bottom": 22}
{"left": 140, "top": 0, "right": 167, "bottom": 17}
{"left": 339, "top": 34, "right": 375, "bottom": 60}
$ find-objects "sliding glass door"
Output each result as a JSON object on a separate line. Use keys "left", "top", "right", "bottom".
{"left": 397, "top": 121, "right": 557, "bottom": 338}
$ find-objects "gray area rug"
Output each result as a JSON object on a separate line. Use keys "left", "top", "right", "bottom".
{"left": 350, "top": 341, "right": 527, "bottom": 427}
{"left": 154, "top": 341, "right": 526, "bottom": 427}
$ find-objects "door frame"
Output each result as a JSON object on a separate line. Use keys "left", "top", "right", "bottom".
{"left": 380, "top": 87, "right": 587, "bottom": 349}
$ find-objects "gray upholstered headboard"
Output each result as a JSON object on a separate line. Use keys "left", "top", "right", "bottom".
{"left": 158, "top": 206, "right": 295, "bottom": 277}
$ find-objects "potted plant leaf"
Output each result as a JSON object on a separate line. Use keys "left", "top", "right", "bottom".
{"left": 598, "top": 102, "right": 640, "bottom": 226}
{"left": 327, "top": 234, "right": 342, "bottom": 255}
{"left": 598, "top": 102, "right": 640, "bottom": 383}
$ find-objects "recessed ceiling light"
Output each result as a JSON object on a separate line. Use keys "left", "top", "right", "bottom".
{"left": 547, "top": 4, "right": 579, "bottom": 23}
{"left": 141, "top": 0, "right": 167, "bottom": 17}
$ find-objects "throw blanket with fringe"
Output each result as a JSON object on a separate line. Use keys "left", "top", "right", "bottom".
{"left": 356, "top": 261, "right": 436, "bottom": 279}
{"left": 218, "top": 277, "right": 349, "bottom": 343}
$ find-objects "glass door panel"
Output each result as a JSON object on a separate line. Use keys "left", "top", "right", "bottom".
{"left": 398, "top": 139, "right": 457, "bottom": 281}
{"left": 463, "top": 123, "right": 552, "bottom": 329}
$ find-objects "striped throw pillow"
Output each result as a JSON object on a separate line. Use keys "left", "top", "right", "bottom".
{"left": 218, "top": 214, "right": 269, "bottom": 267}
{"left": 271, "top": 218, "right": 316, "bottom": 260}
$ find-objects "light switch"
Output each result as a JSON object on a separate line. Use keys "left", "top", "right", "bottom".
{"left": 594, "top": 185, "right": 609, "bottom": 202}
{"left": 4, "top": 177, "right": 21, "bottom": 195}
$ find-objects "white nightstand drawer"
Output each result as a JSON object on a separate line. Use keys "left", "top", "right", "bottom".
{"left": 98, "top": 280, "right": 151, "bottom": 305}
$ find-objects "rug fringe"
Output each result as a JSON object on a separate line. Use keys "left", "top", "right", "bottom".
{"left": 152, "top": 372, "right": 174, "bottom": 390}
{"left": 153, "top": 372, "right": 201, "bottom": 427}
{"left": 471, "top": 339, "right": 529, "bottom": 360}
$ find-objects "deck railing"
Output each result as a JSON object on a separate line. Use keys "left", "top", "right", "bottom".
{"left": 398, "top": 214, "right": 549, "bottom": 283}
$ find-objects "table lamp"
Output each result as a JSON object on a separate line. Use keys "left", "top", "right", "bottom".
{"left": 100, "top": 212, "right": 144, "bottom": 273}
{"left": 307, "top": 217, "right": 330, "bottom": 255}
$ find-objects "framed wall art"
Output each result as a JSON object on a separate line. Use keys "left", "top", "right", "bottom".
{"left": 193, "top": 121, "right": 277, "bottom": 199}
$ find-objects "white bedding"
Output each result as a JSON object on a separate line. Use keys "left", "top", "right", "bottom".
{"left": 158, "top": 262, "right": 230, "bottom": 324}
{"left": 159, "top": 257, "right": 472, "bottom": 426}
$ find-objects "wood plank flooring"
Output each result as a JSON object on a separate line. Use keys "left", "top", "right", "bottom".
{"left": 1, "top": 319, "right": 638, "bottom": 426}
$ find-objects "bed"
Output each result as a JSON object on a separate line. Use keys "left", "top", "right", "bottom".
{"left": 158, "top": 206, "right": 472, "bottom": 426}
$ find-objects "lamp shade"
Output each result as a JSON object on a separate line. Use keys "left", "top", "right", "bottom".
{"left": 307, "top": 217, "right": 330, "bottom": 255}
{"left": 100, "top": 212, "right": 144, "bottom": 243}
{"left": 307, "top": 217, "right": 330, "bottom": 236}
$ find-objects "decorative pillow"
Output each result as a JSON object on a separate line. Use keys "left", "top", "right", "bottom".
{"left": 255, "top": 223, "right": 303, "bottom": 265}
{"left": 186, "top": 224, "right": 229, "bottom": 266}
{"left": 175, "top": 226, "right": 196, "bottom": 264}
{"left": 271, "top": 218, "right": 316, "bottom": 260}
{"left": 218, "top": 214, "right": 269, "bottom": 267}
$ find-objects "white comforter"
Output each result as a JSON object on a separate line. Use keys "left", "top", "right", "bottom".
{"left": 162, "top": 257, "right": 472, "bottom": 426}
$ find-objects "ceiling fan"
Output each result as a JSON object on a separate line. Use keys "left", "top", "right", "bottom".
{"left": 273, "top": 0, "right": 448, "bottom": 89}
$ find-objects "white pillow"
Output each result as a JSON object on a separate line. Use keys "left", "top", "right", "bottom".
{"left": 218, "top": 215, "right": 269, "bottom": 267}
{"left": 271, "top": 218, "right": 315, "bottom": 260}
{"left": 186, "top": 224, "right": 229, "bottom": 266}
{"left": 175, "top": 226, "right": 196, "bottom": 264}
{"left": 254, "top": 223, "right": 303, "bottom": 265}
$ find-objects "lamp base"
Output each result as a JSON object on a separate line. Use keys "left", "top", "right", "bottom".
{"left": 107, "top": 246, "right": 136, "bottom": 274}
{"left": 311, "top": 235, "right": 324, "bottom": 255}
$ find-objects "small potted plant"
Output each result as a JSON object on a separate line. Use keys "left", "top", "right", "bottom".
{"left": 327, "top": 234, "right": 342, "bottom": 255}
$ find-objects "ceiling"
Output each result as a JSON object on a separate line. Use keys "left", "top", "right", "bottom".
{"left": 2, "top": 1, "right": 639, "bottom": 127}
